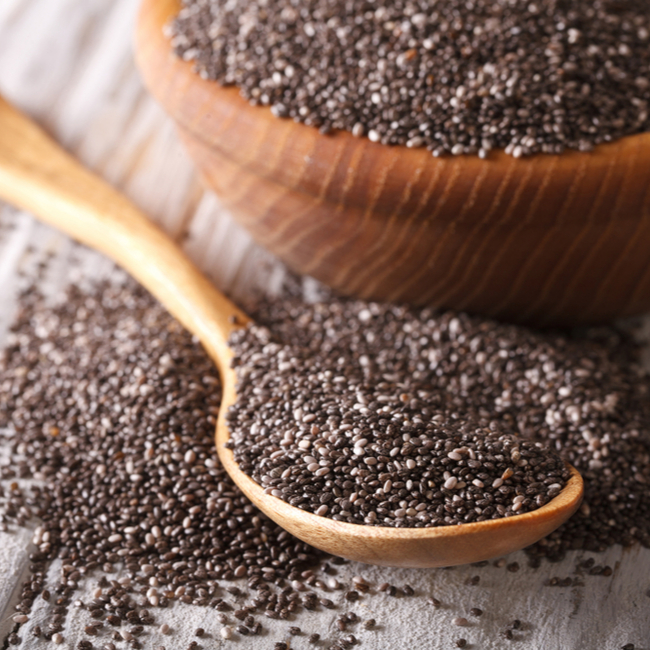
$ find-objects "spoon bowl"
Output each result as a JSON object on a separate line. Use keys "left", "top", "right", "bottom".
{"left": 216, "top": 421, "right": 583, "bottom": 567}
{"left": 0, "top": 95, "right": 583, "bottom": 567}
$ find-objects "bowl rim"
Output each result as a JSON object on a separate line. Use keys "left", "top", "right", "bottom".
{"left": 136, "top": 0, "right": 650, "bottom": 174}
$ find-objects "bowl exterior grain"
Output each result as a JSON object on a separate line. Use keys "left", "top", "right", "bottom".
{"left": 136, "top": 0, "right": 650, "bottom": 326}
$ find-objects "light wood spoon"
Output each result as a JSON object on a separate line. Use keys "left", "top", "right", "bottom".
{"left": 0, "top": 96, "right": 584, "bottom": 567}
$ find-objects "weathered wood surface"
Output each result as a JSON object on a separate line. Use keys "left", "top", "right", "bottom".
{"left": 0, "top": 1, "right": 649, "bottom": 648}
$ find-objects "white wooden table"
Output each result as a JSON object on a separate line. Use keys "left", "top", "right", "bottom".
{"left": 1, "top": 2, "right": 649, "bottom": 648}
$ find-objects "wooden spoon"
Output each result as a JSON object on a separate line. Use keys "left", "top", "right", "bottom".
{"left": 0, "top": 96, "right": 584, "bottom": 567}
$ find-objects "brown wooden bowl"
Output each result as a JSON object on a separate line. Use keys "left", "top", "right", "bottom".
{"left": 135, "top": 0, "right": 650, "bottom": 326}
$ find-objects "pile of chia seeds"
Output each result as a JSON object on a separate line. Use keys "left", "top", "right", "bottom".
{"left": 227, "top": 296, "right": 650, "bottom": 554}
{"left": 170, "top": 0, "right": 650, "bottom": 157}
{"left": 0, "top": 281, "right": 326, "bottom": 648}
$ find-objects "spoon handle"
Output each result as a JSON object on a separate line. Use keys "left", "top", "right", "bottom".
{"left": 0, "top": 95, "right": 247, "bottom": 373}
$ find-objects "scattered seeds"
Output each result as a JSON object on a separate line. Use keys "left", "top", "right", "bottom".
{"left": 1, "top": 263, "right": 649, "bottom": 649}
{"left": 0, "top": 280, "right": 321, "bottom": 646}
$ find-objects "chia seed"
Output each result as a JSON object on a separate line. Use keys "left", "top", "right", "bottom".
{"left": 1, "top": 261, "right": 649, "bottom": 648}
{"left": 170, "top": 0, "right": 650, "bottom": 157}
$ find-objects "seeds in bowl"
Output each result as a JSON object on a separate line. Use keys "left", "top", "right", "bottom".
{"left": 170, "top": 0, "right": 650, "bottom": 157}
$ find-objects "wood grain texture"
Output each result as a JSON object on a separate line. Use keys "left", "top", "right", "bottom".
{"left": 135, "top": 0, "right": 650, "bottom": 327}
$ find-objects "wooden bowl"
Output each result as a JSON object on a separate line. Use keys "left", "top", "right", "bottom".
{"left": 135, "top": 0, "right": 650, "bottom": 326}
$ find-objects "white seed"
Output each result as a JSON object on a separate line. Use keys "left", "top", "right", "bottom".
{"left": 444, "top": 476, "right": 458, "bottom": 490}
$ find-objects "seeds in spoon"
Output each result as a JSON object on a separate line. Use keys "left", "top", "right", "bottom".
{"left": 226, "top": 300, "right": 570, "bottom": 527}
{"left": 227, "top": 291, "right": 650, "bottom": 547}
